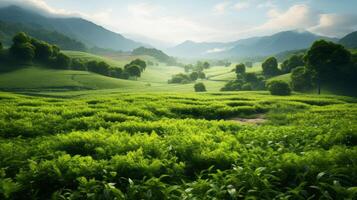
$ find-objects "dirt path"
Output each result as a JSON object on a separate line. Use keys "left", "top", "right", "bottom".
{"left": 227, "top": 114, "right": 267, "bottom": 124}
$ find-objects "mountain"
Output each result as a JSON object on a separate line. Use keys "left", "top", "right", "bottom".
{"left": 339, "top": 31, "right": 357, "bottom": 48}
{"left": 0, "top": 6, "right": 145, "bottom": 51}
{"left": 0, "top": 20, "right": 86, "bottom": 51}
{"left": 167, "top": 30, "right": 337, "bottom": 58}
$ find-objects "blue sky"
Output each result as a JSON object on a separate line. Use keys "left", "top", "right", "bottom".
{"left": 2, "top": 0, "right": 357, "bottom": 46}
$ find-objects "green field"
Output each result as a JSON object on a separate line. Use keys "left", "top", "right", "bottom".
{"left": 0, "top": 91, "right": 356, "bottom": 199}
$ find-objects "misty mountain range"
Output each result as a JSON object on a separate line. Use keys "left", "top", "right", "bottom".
{"left": 0, "top": 5, "right": 356, "bottom": 59}
{"left": 166, "top": 31, "right": 339, "bottom": 58}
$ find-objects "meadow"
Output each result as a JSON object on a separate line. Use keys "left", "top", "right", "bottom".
{"left": 0, "top": 91, "right": 356, "bottom": 199}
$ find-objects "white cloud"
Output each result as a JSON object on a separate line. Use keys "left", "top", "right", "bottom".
{"left": 0, "top": 0, "right": 78, "bottom": 17}
{"left": 213, "top": 1, "right": 230, "bottom": 14}
{"left": 234, "top": 2, "right": 250, "bottom": 11}
{"left": 309, "top": 14, "right": 357, "bottom": 37}
{"left": 255, "top": 4, "right": 320, "bottom": 33}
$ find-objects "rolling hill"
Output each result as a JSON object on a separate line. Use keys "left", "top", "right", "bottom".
{"left": 0, "top": 20, "right": 86, "bottom": 51}
{"left": 339, "top": 31, "right": 357, "bottom": 48}
{"left": 167, "top": 30, "right": 337, "bottom": 58}
{"left": 0, "top": 5, "right": 146, "bottom": 51}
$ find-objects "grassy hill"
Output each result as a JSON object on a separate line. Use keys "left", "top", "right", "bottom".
{"left": 0, "top": 67, "right": 148, "bottom": 91}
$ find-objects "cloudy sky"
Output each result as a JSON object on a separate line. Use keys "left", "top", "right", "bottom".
{"left": 2, "top": 0, "right": 357, "bottom": 46}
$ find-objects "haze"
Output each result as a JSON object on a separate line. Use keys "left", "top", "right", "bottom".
{"left": 2, "top": 0, "right": 357, "bottom": 47}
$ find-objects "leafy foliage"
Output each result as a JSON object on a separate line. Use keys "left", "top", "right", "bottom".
{"left": 194, "top": 83, "right": 206, "bottom": 92}
{"left": 0, "top": 92, "right": 356, "bottom": 199}
{"left": 268, "top": 80, "right": 291, "bottom": 95}
{"left": 262, "top": 57, "right": 280, "bottom": 77}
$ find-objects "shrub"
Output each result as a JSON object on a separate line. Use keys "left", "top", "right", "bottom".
{"left": 194, "top": 83, "right": 206, "bottom": 92}
{"left": 267, "top": 80, "right": 291, "bottom": 95}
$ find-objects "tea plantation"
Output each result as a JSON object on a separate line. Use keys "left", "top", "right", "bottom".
{"left": 0, "top": 91, "right": 356, "bottom": 199}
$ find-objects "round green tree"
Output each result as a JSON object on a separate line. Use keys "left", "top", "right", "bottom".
{"left": 268, "top": 80, "right": 291, "bottom": 96}
{"left": 235, "top": 63, "right": 246, "bottom": 75}
{"left": 305, "top": 40, "right": 351, "bottom": 94}
{"left": 194, "top": 82, "right": 206, "bottom": 92}
{"left": 190, "top": 71, "right": 199, "bottom": 81}
{"left": 262, "top": 57, "right": 280, "bottom": 77}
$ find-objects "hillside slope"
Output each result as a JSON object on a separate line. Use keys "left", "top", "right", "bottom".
{"left": 339, "top": 31, "right": 357, "bottom": 48}
{"left": 0, "top": 20, "right": 86, "bottom": 51}
{"left": 0, "top": 6, "right": 145, "bottom": 51}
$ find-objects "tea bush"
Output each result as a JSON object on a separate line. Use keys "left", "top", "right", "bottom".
{"left": 0, "top": 91, "right": 356, "bottom": 199}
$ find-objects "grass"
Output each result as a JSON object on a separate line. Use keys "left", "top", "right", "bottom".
{"left": 0, "top": 67, "right": 148, "bottom": 90}
{"left": 0, "top": 91, "right": 356, "bottom": 199}
{"left": 267, "top": 73, "right": 292, "bottom": 83}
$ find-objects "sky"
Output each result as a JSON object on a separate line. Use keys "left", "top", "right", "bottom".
{"left": 2, "top": 0, "right": 357, "bottom": 47}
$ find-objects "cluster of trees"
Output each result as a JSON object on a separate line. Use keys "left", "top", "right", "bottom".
{"left": 168, "top": 71, "right": 206, "bottom": 84}
{"left": 261, "top": 55, "right": 305, "bottom": 77}
{"left": 215, "top": 60, "right": 232, "bottom": 67}
{"left": 221, "top": 63, "right": 265, "bottom": 91}
{"left": 2, "top": 32, "right": 147, "bottom": 80}
{"left": 292, "top": 40, "right": 357, "bottom": 94}
{"left": 170, "top": 61, "right": 208, "bottom": 84}
{"left": 184, "top": 61, "right": 210, "bottom": 73}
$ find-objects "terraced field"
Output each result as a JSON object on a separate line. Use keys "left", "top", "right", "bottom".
{"left": 0, "top": 91, "right": 356, "bottom": 199}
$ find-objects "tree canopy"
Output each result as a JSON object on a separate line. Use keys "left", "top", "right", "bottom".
{"left": 262, "top": 57, "right": 280, "bottom": 77}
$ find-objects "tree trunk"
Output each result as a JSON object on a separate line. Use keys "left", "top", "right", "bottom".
{"left": 317, "top": 79, "right": 321, "bottom": 95}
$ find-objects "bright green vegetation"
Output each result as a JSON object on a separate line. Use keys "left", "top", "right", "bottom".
{"left": 64, "top": 51, "right": 154, "bottom": 68}
{"left": 0, "top": 91, "right": 356, "bottom": 199}
{"left": 0, "top": 67, "right": 147, "bottom": 91}
{"left": 268, "top": 73, "right": 292, "bottom": 83}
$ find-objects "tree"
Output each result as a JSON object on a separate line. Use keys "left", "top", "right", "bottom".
{"left": 129, "top": 59, "right": 146, "bottom": 72}
{"left": 10, "top": 42, "right": 35, "bottom": 61}
{"left": 267, "top": 80, "right": 291, "bottom": 96}
{"left": 190, "top": 71, "right": 199, "bottom": 81}
{"left": 52, "top": 53, "right": 71, "bottom": 69}
{"left": 70, "top": 59, "right": 86, "bottom": 71}
{"left": 291, "top": 66, "right": 313, "bottom": 92}
{"left": 184, "top": 64, "right": 192, "bottom": 73}
{"left": 262, "top": 57, "right": 280, "bottom": 77}
{"left": 12, "top": 32, "right": 30, "bottom": 45}
{"left": 235, "top": 63, "right": 246, "bottom": 75}
{"left": 109, "top": 67, "right": 123, "bottom": 78}
{"left": 168, "top": 73, "right": 191, "bottom": 84}
{"left": 0, "top": 41, "right": 2, "bottom": 51}
{"left": 220, "top": 80, "right": 243, "bottom": 91}
{"left": 281, "top": 54, "right": 304, "bottom": 74}
{"left": 203, "top": 61, "right": 210, "bottom": 69}
{"left": 194, "top": 82, "right": 206, "bottom": 92}
{"left": 305, "top": 40, "right": 351, "bottom": 94}
{"left": 31, "top": 40, "right": 53, "bottom": 61}
{"left": 244, "top": 72, "right": 258, "bottom": 83}
{"left": 198, "top": 71, "right": 206, "bottom": 79}
{"left": 125, "top": 65, "right": 141, "bottom": 78}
